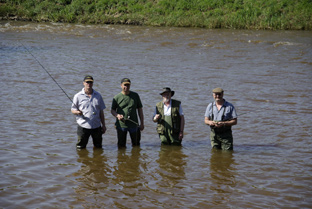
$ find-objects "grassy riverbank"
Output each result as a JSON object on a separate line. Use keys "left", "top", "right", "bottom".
{"left": 1, "top": 0, "right": 312, "bottom": 30}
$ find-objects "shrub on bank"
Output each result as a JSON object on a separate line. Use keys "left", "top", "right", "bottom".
{"left": 1, "top": 0, "right": 311, "bottom": 30}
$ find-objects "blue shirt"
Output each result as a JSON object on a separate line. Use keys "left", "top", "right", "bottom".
{"left": 204, "top": 99, "right": 237, "bottom": 121}
{"left": 71, "top": 88, "right": 106, "bottom": 129}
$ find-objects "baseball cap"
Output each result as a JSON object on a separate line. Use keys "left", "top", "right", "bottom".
{"left": 84, "top": 75, "right": 94, "bottom": 82}
{"left": 121, "top": 78, "right": 131, "bottom": 84}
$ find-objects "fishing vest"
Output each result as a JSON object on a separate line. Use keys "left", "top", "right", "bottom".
{"left": 156, "top": 99, "right": 181, "bottom": 134}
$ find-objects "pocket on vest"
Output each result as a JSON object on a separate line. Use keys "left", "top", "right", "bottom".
{"left": 172, "top": 114, "right": 180, "bottom": 133}
{"left": 156, "top": 124, "right": 164, "bottom": 134}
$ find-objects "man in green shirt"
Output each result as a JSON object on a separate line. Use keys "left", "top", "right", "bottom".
{"left": 111, "top": 78, "right": 144, "bottom": 148}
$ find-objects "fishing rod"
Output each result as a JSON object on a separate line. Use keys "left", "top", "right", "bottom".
{"left": 20, "top": 42, "right": 79, "bottom": 110}
{"left": 125, "top": 116, "right": 139, "bottom": 126}
{"left": 125, "top": 116, "right": 140, "bottom": 146}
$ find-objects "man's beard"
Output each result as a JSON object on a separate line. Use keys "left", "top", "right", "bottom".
{"left": 163, "top": 97, "right": 170, "bottom": 103}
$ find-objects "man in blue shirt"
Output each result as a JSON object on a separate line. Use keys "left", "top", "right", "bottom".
{"left": 204, "top": 88, "right": 237, "bottom": 150}
{"left": 71, "top": 75, "right": 106, "bottom": 149}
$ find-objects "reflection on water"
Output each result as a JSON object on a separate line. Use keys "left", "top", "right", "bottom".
{"left": 0, "top": 21, "right": 312, "bottom": 208}
{"left": 113, "top": 147, "right": 143, "bottom": 185}
{"left": 210, "top": 150, "right": 236, "bottom": 205}
{"left": 73, "top": 148, "right": 111, "bottom": 207}
{"left": 157, "top": 146, "right": 187, "bottom": 190}
{"left": 75, "top": 149, "right": 109, "bottom": 184}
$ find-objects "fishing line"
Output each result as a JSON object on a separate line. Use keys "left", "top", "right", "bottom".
{"left": 20, "top": 42, "right": 79, "bottom": 110}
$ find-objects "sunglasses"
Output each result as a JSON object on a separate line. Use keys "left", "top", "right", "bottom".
{"left": 86, "top": 81, "right": 93, "bottom": 84}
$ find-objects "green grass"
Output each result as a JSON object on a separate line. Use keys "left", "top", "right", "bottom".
{"left": 1, "top": 0, "right": 311, "bottom": 30}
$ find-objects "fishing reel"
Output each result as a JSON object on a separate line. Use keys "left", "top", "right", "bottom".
{"left": 210, "top": 120, "right": 220, "bottom": 129}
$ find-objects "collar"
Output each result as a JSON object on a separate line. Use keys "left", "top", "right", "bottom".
{"left": 82, "top": 88, "right": 94, "bottom": 96}
{"left": 121, "top": 90, "right": 131, "bottom": 95}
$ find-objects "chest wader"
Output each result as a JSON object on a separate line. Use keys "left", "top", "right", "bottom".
{"left": 156, "top": 100, "right": 181, "bottom": 145}
{"left": 210, "top": 105, "right": 233, "bottom": 150}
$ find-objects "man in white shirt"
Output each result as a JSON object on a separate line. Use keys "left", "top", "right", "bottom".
{"left": 71, "top": 75, "right": 106, "bottom": 149}
{"left": 153, "top": 87, "right": 185, "bottom": 145}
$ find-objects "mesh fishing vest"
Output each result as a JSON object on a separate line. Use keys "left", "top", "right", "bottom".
{"left": 156, "top": 99, "right": 181, "bottom": 134}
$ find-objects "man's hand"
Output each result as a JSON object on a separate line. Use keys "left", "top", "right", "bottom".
{"left": 153, "top": 114, "right": 161, "bottom": 122}
{"left": 179, "top": 132, "right": 183, "bottom": 140}
{"left": 216, "top": 121, "right": 225, "bottom": 128}
{"left": 117, "top": 114, "right": 124, "bottom": 121}
{"left": 72, "top": 110, "right": 83, "bottom": 116}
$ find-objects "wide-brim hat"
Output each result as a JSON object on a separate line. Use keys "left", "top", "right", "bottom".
{"left": 160, "top": 87, "right": 175, "bottom": 97}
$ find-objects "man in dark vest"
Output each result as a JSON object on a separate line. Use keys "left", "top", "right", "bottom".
{"left": 153, "top": 87, "right": 185, "bottom": 145}
{"left": 204, "top": 87, "right": 237, "bottom": 150}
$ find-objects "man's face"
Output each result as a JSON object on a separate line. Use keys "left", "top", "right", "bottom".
{"left": 121, "top": 83, "right": 131, "bottom": 93}
{"left": 84, "top": 81, "right": 93, "bottom": 90}
{"left": 162, "top": 92, "right": 171, "bottom": 103}
{"left": 213, "top": 92, "right": 223, "bottom": 102}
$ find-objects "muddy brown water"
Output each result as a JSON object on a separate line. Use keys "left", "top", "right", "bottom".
{"left": 0, "top": 21, "right": 311, "bottom": 208}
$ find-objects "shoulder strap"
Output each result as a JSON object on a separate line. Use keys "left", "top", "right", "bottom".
{"left": 209, "top": 102, "right": 214, "bottom": 121}
{"left": 221, "top": 106, "right": 226, "bottom": 121}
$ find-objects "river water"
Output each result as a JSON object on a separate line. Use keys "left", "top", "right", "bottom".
{"left": 0, "top": 21, "right": 311, "bottom": 209}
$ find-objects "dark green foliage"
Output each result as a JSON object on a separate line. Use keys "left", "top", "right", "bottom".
{"left": 1, "top": 0, "right": 311, "bottom": 29}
